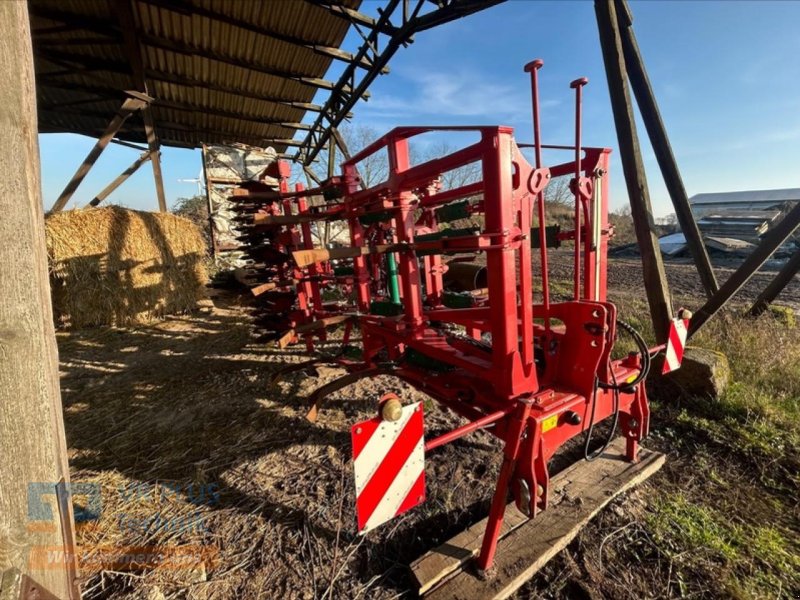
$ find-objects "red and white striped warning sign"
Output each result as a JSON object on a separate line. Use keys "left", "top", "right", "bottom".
{"left": 352, "top": 402, "right": 425, "bottom": 533}
{"left": 662, "top": 317, "right": 689, "bottom": 374}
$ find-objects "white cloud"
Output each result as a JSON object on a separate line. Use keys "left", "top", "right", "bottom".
{"left": 358, "top": 68, "right": 559, "bottom": 122}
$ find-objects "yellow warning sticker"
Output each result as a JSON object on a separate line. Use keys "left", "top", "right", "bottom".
{"left": 542, "top": 414, "right": 559, "bottom": 433}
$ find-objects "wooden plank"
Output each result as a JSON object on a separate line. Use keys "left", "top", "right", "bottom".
{"left": 595, "top": 0, "right": 673, "bottom": 343}
{"left": 87, "top": 150, "right": 152, "bottom": 207}
{"left": 419, "top": 439, "right": 664, "bottom": 599}
{"left": 615, "top": 0, "right": 719, "bottom": 300}
{"left": 411, "top": 502, "right": 528, "bottom": 594}
{"left": 748, "top": 246, "right": 800, "bottom": 316}
{"left": 0, "top": 3, "right": 79, "bottom": 597}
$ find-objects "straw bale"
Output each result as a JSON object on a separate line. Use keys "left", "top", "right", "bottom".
{"left": 45, "top": 206, "right": 208, "bottom": 328}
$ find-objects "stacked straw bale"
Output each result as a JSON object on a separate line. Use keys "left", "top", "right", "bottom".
{"left": 45, "top": 206, "right": 208, "bottom": 328}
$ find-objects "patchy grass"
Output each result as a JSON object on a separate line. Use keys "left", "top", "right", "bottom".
{"left": 642, "top": 309, "right": 799, "bottom": 599}
{"left": 647, "top": 492, "right": 799, "bottom": 598}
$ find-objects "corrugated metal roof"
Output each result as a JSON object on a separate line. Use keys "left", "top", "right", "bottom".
{"left": 30, "top": 0, "right": 360, "bottom": 152}
{"left": 690, "top": 188, "right": 800, "bottom": 206}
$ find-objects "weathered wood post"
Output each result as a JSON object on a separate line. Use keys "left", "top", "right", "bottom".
{"left": 0, "top": 3, "right": 78, "bottom": 598}
{"left": 595, "top": 0, "right": 673, "bottom": 343}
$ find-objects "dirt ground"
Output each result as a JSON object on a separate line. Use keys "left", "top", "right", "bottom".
{"left": 57, "top": 255, "right": 799, "bottom": 599}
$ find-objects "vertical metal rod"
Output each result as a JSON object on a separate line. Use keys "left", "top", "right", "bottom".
{"left": 387, "top": 253, "right": 401, "bottom": 304}
{"left": 523, "top": 59, "right": 551, "bottom": 336}
{"left": 570, "top": 78, "right": 588, "bottom": 299}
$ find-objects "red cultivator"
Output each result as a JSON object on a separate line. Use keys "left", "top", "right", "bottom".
{"left": 245, "top": 59, "right": 665, "bottom": 573}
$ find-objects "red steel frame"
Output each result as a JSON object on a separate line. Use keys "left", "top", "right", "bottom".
{"left": 283, "top": 61, "right": 651, "bottom": 572}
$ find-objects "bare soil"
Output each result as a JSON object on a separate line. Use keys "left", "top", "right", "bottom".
{"left": 57, "top": 256, "right": 799, "bottom": 599}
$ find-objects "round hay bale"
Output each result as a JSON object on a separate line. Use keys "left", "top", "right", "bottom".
{"left": 45, "top": 206, "right": 208, "bottom": 328}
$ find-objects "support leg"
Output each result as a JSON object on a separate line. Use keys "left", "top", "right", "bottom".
{"left": 476, "top": 399, "right": 533, "bottom": 572}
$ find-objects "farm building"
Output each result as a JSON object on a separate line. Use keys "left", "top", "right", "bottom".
{"left": 691, "top": 188, "right": 800, "bottom": 244}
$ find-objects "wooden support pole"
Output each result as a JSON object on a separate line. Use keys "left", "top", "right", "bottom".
{"left": 748, "top": 246, "right": 800, "bottom": 317}
{"left": 114, "top": 0, "right": 168, "bottom": 212}
{"left": 327, "top": 135, "right": 337, "bottom": 179}
{"left": 87, "top": 150, "right": 152, "bottom": 207}
{"left": 50, "top": 96, "right": 147, "bottom": 212}
{"left": 615, "top": 0, "right": 719, "bottom": 299}
{"left": 303, "top": 166, "right": 323, "bottom": 186}
{"left": 143, "top": 107, "right": 168, "bottom": 212}
{"left": 595, "top": 0, "right": 673, "bottom": 342}
{"left": 0, "top": 3, "right": 78, "bottom": 597}
{"left": 690, "top": 201, "right": 800, "bottom": 336}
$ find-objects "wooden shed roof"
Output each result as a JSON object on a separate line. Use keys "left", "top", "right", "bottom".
{"left": 30, "top": 0, "right": 360, "bottom": 153}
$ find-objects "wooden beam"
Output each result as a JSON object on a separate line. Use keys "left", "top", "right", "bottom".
{"left": 87, "top": 151, "right": 152, "bottom": 207}
{"left": 595, "top": 0, "right": 673, "bottom": 343}
{"left": 39, "top": 102, "right": 310, "bottom": 132}
{"left": 50, "top": 96, "right": 148, "bottom": 212}
{"left": 690, "top": 202, "right": 800, "bottom": 335}
{"left": 748, "top": 246, "right": 800, "bottom": 317}
{"left": 418, "top": 439, "right": 665, "bottom": 598}
{"left": 110, "top": 138, "right": 148, "bottom": 151}
{"left": 0, "top": 2, "right": 78, "bottom": 597}
{"left": 143, "top": 108, "right": 167, "bottom": 212}
{"left": 614, "top": 0, "right": 718, "bottom": 299}
{"left": 113, "top": 0, "right": 168, "bottom": 211}
{"left": 137, "top": 0, "right": 386, "bottom": 72}
{"left": 317, "top": 3, "right": 399, "bottom": 34}
{"left": 304, "top": 166, "right": 323, "bottom": 186}
{"left": 35, "top": 57, "right": 338, "bottom": 114}
{"left": 138, "top": 32, "right": 350, "bottom": 93}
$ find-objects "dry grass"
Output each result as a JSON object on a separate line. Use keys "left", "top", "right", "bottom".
{"left": 46, "top": 206, "right": 208, "bottom": 328}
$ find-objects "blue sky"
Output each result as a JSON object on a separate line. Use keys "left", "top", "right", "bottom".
{"left": 39, "top": 0, "right": 800, "bottom": 216}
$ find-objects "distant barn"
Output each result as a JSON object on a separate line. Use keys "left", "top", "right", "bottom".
{"left": 690, "top": 188, "right": 800, "bottom": 245}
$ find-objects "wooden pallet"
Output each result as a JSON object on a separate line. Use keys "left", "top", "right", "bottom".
{"left": 411, "top": 439, "right": 665, "bottom": 599}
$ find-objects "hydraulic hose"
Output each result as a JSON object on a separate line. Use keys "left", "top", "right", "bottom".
{"left": 584, "top": 318, "right": 649, "bottom": 461}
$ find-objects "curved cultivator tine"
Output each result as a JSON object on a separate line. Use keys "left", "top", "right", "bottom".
{"left": 305, "top": 367, "right": 389, "bottom": 422}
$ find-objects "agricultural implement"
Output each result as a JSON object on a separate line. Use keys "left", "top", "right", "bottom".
{"left": 235, "top": 59, "right": 681, "bottom": 589}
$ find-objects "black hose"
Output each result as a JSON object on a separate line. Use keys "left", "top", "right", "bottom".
{"left": 598, "top": 318, "right": 650, "bottom": 391}
{"left": 584, "top": 318, "right": 648, "bottom": 461}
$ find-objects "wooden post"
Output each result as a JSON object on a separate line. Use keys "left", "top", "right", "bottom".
{"left": 87, "top": 150, "right": 152, "bottom": 207}
{"left": 689, "top": 202, "right": 800, "bottom": 335}
{"left": 595, "top": 0, "right": 673, "bottom": 342}
{"left": 143, "top": 107, "right": 168, "bottom": 212}
{"left": 49, "top": 96, "right": 147, "bottom": 212}
{"left": 748, "top": 247, "right": 800, "bottom": 317}
{"left": 114, "top": 0, "right": 168, "bottom": 212}
{"left": 327, "top": 134, "right": 337, "bottom": 178}
{"left": 0, "top": 3, "right": 78, "bottom": 598}
{"left": 615, "top": 0, "right": 719, "bottom": 299}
